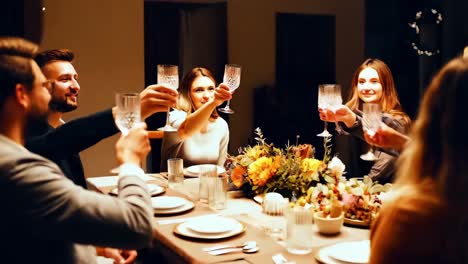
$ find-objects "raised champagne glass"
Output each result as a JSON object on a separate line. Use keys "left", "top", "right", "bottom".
{"left": 218, "top": 64, "right": 241, "bottom": 114}
{"left": 111, "top": 92, "right": 141, "bottom": 173}
{"left": 157, "top": 64, "right": 179, "bottom": 131}
{"left": 317, "top": 84, "right": 332, "bottom": 137}
{"left": 360, "top": 103, "right": 382, "bottom": 161}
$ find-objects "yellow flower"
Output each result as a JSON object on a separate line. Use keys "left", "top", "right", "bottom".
{"left": 248, "top": 156, "right": 279, "bottom": 186}
{"left": 245, "top": 145, "right": 268, "bottom": 160}
{"left": 301, "top": 158, "right": 322, "bottom": 181}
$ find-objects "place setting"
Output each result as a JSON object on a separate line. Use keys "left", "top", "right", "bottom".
{"left": 152, "top": 196, "right": 195, "bottom": 215}
{"left": 173, "top": 215, "right": 246, "bottom": 240}
{"left": 315, "top": 240, "right": 370, "bottom": 264}
{"left": 183, "top": 164, "right": 226, "bottom": 177}
{"left": 110, "top": 183, "right": 165, "bottom": 196}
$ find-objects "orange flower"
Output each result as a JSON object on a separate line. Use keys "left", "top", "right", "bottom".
{"left": 231, "top": 166, "right": 247, "bottom": 188}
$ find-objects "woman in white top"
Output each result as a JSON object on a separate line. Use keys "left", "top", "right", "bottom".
{"left": 160, "top": 67, "right": 232, "bottom": 171}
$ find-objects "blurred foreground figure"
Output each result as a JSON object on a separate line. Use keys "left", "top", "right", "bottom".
{"left": 370, "top": 57, "right": 468, "bottom": 264}
{"left": 0, "top": 37, "right": 153, "bottom": 264}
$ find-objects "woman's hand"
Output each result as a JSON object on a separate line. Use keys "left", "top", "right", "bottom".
{"left": 363, "top": 122, "right": 409, "bottom": 150}
{"left": 319, "top": 105, "right": 356, "bottom": 127}
{"left": 213, "top": 83, "right": 232, "bottom": 106}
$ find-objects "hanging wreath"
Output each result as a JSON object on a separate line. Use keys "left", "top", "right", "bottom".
{"left": 408, "top": 9, "right": 443, "bottom": 56}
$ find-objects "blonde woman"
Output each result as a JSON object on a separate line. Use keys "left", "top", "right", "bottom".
{"left": 160, "top": 67, "right": 231, "bottom": 171}
{"left": 370, "top": 57, "right": 468, "bottom": 263}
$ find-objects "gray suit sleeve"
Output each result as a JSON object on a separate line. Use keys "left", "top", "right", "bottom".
{"left": 1, "top": 153, "right": 153, "bottom": 249}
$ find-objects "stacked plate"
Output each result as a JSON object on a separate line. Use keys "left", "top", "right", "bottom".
{"left": 151, "top": 196, "right": 194, "bottom": 215}
{"left": 111, "top": 183, "right": 165, "bottom": 196}
{"left": 174, "top": 216, "right": 245, "bottom": 239}
{"left": 315, "top": 240, "right": 370, "bottom": 264}
{"left": 184, "top": 165, "right": 226, "bottom": 177}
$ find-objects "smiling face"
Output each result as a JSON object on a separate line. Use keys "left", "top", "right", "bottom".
{"left": 357, "top": 67, "right": 383, "bottom": 104}
{"left": 190, "top": 76, "right": 216, "bottom": 110}
{"left": 42, "top": 60, "right": 80, "bottom": 113}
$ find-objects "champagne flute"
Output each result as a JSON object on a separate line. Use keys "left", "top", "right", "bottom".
{"left": 218, "top": 64, "right": 241, "bottom": 114}
{"left": 327, "top": 84, "right": 345, "bottom": 134}
{"left": 360, "top": 103, "right": 382, "bottom": 161}
{"left": 157, "top": 64, "right": 179, "bottom": 131}
{"left": 111, "top": 92, "right": 141, "bottom": 173}
{"left": 317, "top": 84, "right": 332, "bottom": 137}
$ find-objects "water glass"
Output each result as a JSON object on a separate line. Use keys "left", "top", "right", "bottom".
{"left": 198, "top": 165, "right": 217, "bottom": 203}
{"left": 167, "top": 158, "right": 184, "bottom": 189}
{"left": 208, "top": 174, "right": 228, "bottom": 210}
{"left": 284, "top": 206, "right": 315, "bottom": 255}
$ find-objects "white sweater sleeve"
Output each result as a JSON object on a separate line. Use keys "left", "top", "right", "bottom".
{"left": 217, "top": 120, "right": 230, "bottom": 167}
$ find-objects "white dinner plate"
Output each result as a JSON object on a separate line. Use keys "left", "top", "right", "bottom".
{"left": 174, "top": 219, "right": 245, "bottom": 239}
{"left": 183, "top": 165, "right": 226, "bottom": 177}
{"left": 315, "top": 240, "right": 370, "bottom": 264}
{"left": 153, "top": 200, "right": 195, "bottom": 215}
{"left": 151, "top": 196, "right": 187, "bottom": 210}
{"left": 111, "top": 184, "right": 165, "bottom": 196}
{"left": 185, "top": 216, "right": 239, "bottom": 234}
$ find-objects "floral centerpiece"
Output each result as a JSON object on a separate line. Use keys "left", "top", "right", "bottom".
{"left": 225, "top": 128, "right": 346, "bottom": 198}
{"left": 226, "top": 128, "right": 392, "bottom": 225}
{"left": 296, "top": 176, "right": 392, "bottom": 224}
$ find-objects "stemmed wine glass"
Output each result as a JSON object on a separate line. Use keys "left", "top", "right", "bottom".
{"left": 360, "top": 103, "right": 382, "bottom": 161}
{"left": 218, "top": 64, "right": 241, "bottom": 114}
{"left": 157, "top": 64, "right": 179, "bottom": 131}
{"left": 115, "top": 93, "right": 141, "bottom": 136}
{"left": 326, "top": 84, "right": 344, "bottom": 134}
{"left": 111, "top": 92, "right": 141, "bottom": 173}
{"left": 317, "top": 84, "right": 332, "bottom": 137}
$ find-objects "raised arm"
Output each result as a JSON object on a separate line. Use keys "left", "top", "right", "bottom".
{"left": 26, "top": 84, "right": 178, "bottom": 159}
{"left": 178, "top": 84, "right": 231, "bottom": 139}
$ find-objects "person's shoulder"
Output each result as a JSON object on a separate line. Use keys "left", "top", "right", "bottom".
{"left": 382, "top": 188, "right": 444, "bottom": 224}
{"left": 214, "top": 117, "right": 229, "bottom": 130}
{"left": 0, "top": 140, "right": 61, "bottom": 178}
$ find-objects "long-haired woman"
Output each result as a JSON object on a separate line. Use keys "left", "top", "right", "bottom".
{"left": 370, "top": 56, "right": 468, "bottom": 264}
{"left": 160, "top": 67, "right": 231, "bottom": 171}
{"left": 319, "top": 58, "right": 411, "bottom": 183}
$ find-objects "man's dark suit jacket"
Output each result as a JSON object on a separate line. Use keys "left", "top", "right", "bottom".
{"left": 26, "top": 109, "right": 119, "bottom": 187}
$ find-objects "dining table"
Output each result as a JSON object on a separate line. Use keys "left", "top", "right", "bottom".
{"left": 87, "top": 174, "right": 370, "bottom": 264}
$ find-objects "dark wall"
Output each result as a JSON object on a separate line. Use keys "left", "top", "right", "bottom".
{"left": 0, "top": 0, "right": 43, "bottom": 44}
{"left": 365, "top": 0, "right": 468, "bottom": 120}
{"left": 257, "top": 13, "right": 336, "bottom": 158}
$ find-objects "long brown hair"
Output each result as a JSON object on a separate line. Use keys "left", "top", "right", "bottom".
{"left": 391, "top": 57, "right": 468, "bottom": 263}
{"left": 177, "top": 67, "right": 218, "bottom": 119}
{"left": 396, "top": 57, "right": 468, "bottom": 202}
{"left": 346, "top": 58, "right": 409, "bottom": 124}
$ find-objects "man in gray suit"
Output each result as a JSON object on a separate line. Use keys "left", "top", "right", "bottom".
{"left": 0, "top": 37, "right": 154, "bottom": 263}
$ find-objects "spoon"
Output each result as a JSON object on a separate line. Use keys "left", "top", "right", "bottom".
{"left": 208, "top": 246, "right": 260, "bottom": 256}
{"left": 203, "top": 241, "right": 257, "bottom": 252}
